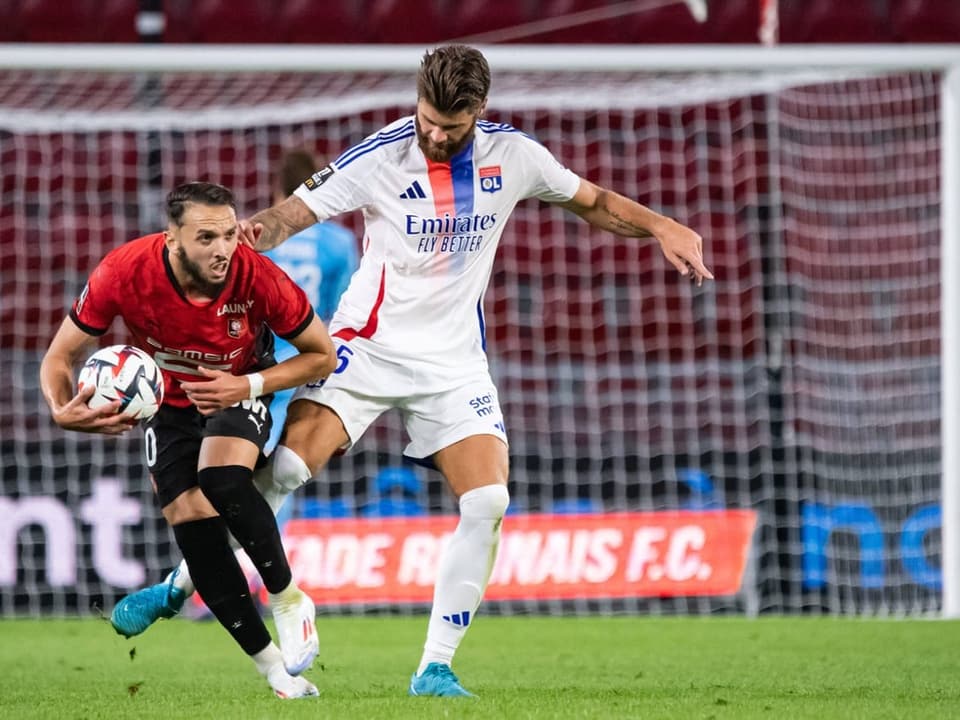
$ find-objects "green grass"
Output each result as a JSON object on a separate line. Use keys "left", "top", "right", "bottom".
{"left": 0, "top": 615, "right": 958, "bottom": 719}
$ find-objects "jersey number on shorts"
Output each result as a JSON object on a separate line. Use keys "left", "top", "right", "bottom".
{"left": 144, "top": 426, "right": 158, "bottom": 468}
{"left": 306, "top": 345, "right": 353, "bottom": 388}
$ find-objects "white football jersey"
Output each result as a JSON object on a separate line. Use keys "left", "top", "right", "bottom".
{"left": 294, "top": 115, "right": 581, "bottom": 389}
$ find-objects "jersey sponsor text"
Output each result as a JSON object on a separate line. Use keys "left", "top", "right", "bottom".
{"left": 216, "top": 299, "right": 255, "bottom": 316}
{"left": 405, "top": 212, "right": 497, "bottom": 235}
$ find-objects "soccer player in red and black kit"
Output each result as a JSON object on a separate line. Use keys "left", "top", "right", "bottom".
{"left": 39, "top": 182, "right": 335, "bottom": 700}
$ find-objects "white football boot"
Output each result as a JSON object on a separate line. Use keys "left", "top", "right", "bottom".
{"left": 266, "top": 663, "right": 319, "bottom": 699}
{"left": 270, "top": 587, "right": 319, "bottom": 675}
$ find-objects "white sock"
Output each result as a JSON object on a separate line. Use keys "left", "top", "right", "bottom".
{"left": 271, "top": 446, "right": 312, "bottom": 495}
{"left": 417, "top": 484, "right": 509, "bottom": 676}
{"left": 170, "top": 559, "right": 195, "bottom": 596}
{"left": 251, "top": 641, "right": 284, "bottom": 676}
{"left": 260, "top": 444, "right": 314, "bottom": 518}
{"left": 268, "top": 579, "right": 301, "bottom": 606}
{"left": 252, "top": 453, "right": 289, "bottom": 516}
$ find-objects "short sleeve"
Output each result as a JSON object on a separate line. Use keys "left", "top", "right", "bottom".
{"left": 69, "top": 258, "right": 121, "bottom": 335}
{"left": 293, "top": 162, "right": 366, "bottom": 221}
{"left": 518, "top": 137, "right": 581, "bottom": 203}
{"left": 292, "top": 136, "right": 392, "bottom": 221}
{"left": 257, "top": 256, "right": 315, "bottom": 340}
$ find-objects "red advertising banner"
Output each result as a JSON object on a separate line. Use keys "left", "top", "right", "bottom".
{"left": 279, "top": 510, "right": 757, "bottom": 605}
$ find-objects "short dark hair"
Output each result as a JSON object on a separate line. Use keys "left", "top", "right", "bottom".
{"left": 416, "top": 45, "right": 490, "bottom": 115}
{"left": 277, "top": 149, "right": 318, "bottom": 198}
{"left": 166, "top": 182, "right": 236, "bottom": 226}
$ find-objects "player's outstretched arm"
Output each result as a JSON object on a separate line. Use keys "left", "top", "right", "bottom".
{"left": 559, "top": 178, "right": 714, "bottom": 286}
{"left": 239, "top": 195, "right": 318, "bottom": 252}
{"left": 39, "top": 317, "right": 136, "bottom": 434}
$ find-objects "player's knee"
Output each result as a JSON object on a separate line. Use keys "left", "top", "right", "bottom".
{"left": 196, "top": 465, "right": 255, "bottom": 515}
{"left": 459, "top": 484, "right": 510, "bottom": 520}
{"left": 162, "top": 487, "right": 219, "bottom": 526}
{"left": 272, "top": 445, "right": 313, "bottom": 492}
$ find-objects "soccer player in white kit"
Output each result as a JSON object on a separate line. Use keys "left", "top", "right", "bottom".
{"left": 247, "top": 45, "right": 713, "bottom": 697}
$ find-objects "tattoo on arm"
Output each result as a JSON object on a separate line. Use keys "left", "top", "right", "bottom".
{"left": 598, "top": 192, "right": 653, "bottom": 238}
{"left": 253, "top": 213, "right": 286, "bottom": 251}
{"left": 251, "top": 196, "right": 317, "bottom": 251}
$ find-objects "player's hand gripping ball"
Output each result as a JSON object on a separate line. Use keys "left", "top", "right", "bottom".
{"left": 77, "top": 345, "right": 164, "bottom": 420}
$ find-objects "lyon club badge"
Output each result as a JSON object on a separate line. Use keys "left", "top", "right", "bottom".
{"left": 479, "top": 165, "right": 502, "bottom": 194}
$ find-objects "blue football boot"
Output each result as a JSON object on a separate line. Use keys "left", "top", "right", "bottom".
{"left": 110, "top": 568, "right": 186, "bottom": 638}
{"left": 408, "top": 663, "right": 476, "bottom": 697}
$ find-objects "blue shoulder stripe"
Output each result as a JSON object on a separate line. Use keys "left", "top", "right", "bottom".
{"left": 334, "top": 120, "right": 416, "bottom": 169}
{"left": 477, "top": 120, "right": 532, "bottom": 140}
{"left": 477, "top": 120, "right": 518, "bottom": 132}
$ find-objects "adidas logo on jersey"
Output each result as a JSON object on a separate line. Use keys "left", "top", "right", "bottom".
{"left": 441, "top": 611, "right": 471, "bottom": 627}
{"left": 399, "top": 180, "right": 427, "bottom": 199}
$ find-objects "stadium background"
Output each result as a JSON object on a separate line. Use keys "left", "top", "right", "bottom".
{"left": 0, "top": 1, "right": 953, "bottom": 618}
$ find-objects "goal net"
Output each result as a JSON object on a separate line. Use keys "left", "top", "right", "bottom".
{"left": 0, "top": 46, "right": 948, "bottom": 617}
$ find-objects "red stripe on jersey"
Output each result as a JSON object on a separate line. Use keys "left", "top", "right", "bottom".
{"left": 333, "top": 264, "right": 386, "bottom": 341}
{"left": 425, "top": 158, "right": 455, "bottom": 215}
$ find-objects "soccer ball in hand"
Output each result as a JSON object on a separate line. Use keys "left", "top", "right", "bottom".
{"left": 77, "top": 345, "right": 164, "bottom": 420}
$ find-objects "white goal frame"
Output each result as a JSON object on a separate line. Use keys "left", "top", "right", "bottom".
{"left": 2, "top": 42, "right": 959, "bottom": 616}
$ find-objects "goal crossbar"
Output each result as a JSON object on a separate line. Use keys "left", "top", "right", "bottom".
{"left": 1, "top": 43, "right": 960, "bottom": 72}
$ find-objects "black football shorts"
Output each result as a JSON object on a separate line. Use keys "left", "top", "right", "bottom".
{"left": 143, "top": 396, "right": 273, "bottom": 507}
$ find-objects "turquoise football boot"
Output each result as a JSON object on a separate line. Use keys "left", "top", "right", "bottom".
{"left": 110, "top": 568, "right": 186, "bottom": 638}
{"left": 408, "top": 663, "right": 476, "bottom": 697}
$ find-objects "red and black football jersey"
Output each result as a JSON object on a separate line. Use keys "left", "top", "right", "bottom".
{"left": 70, "top": 233, "right": 314, "bottom": 408}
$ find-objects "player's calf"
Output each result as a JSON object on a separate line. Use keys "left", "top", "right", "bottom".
{"left": 197, "top": 465, "right": 293, "bottom": 593}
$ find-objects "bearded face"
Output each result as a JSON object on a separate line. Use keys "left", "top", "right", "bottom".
{"left": 165, "top": 202, "right": 238, "bottom": 298}
{"left": 175, "top": 243, "right": 228, "bottom": 296}
{"left": 415, "top": 99, "right": 481, "bottom": 163}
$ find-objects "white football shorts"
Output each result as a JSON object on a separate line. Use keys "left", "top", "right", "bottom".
{"left": 290, "top": 341, "right": 509, "bottom": 462}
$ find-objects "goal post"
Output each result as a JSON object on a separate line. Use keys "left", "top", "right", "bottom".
{"left": 1, "top": 43, "right": 959, "bottom": 617}
{"left": 940, "top": 63, "right": 960, "bottom": 619}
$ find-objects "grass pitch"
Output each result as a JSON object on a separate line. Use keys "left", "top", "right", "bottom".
{"left": 0, "top": 615, "right": 957, "bottom": 719}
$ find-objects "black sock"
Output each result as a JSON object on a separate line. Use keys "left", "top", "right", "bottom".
{"left": 197, "top": 465, "right": 293, "bottom": 593}
{"left": 172, "top": 517, "right": 270, "bottom": 656}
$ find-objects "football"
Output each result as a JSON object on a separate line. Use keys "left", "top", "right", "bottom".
{"left": 77, "top": 344, "right": 164, "bottom": 420}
